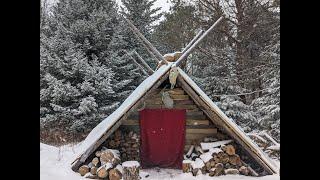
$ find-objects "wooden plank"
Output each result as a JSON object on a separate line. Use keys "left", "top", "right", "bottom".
{"left": 186, "top": 128, "right": 217, "bottom": 134}
{"left": 128, "top": 111, "right": 205, "bottom": 120}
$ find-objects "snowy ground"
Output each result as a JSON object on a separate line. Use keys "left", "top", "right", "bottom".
{"left": 40, "top": 143, "right": 280, "bottom": 180}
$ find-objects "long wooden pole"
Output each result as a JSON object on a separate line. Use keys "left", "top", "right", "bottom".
{"left": 124, "top": 51, "right": 150, "bottom": 76}
{"left": 132, "top": 50, "right": 154, "bottom": 74}
{"left": 182, "top": 30, "right": 204, "bottom": 54}
{"left": 123, "top": 17, "right": 165, "bottom": 63}
{"left": 175, "top": 16, "right": 224, "bottom": 67}
{"left": 131, "top": 30, "right": 159, "bottom": 63}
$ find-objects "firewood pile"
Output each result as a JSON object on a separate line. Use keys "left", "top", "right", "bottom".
{"left": 182, "top": 138, "right": 260, "bottom": 177}
{"left": 77, "top": 146, "right": 141, "bottom": 180}
{"left": 104, "top": 130, "right": 140, "bottom": 162}
{"left": 77, "top": 130, "right": 141, "bottom": 179}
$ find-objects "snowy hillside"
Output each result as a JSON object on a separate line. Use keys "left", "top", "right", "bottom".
{"left": 40, "top": 143, "right": 280, "bottom": 180}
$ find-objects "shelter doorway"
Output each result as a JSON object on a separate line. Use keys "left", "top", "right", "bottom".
{"left": 139, "top": 109, "right": 186, "bottom": 169}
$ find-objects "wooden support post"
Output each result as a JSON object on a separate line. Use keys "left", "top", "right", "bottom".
{"left": 175, "top": 16, "right": 224, "bottom": 67}
{"left": 123, "top": 17, "right": 166, "bottom": 63}
{"left": 132, "top": 50, "right": 154, "bottom": 74}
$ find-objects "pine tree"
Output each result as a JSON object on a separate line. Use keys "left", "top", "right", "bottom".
{"left": 40, "top": 0, "right": 144, "bottom": 138}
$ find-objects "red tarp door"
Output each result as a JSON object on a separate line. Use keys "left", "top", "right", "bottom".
{"left": 140, "top": 109, "right": 186, "bottom": 169}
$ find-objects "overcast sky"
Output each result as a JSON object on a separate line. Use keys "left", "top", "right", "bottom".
{"left": 116, "top": 0, "right": 172, "bottom": 22}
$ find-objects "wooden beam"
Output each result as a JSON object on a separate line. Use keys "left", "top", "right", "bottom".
{"left": 132, "top": 50, "right": 155, "bottom": 74}
{"left": 175, "top": 16, "right": 224, "bottom": 67}
{"left": 123, "top": 17, "right": 165, "bottom": 63}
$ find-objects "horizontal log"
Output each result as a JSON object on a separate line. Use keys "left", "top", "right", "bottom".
{"left": 186, "top": 133, "right": 216, "bottom": 141}
{"left": 187, "top": 120, "right": 210, "bottom": 126}
{"left": 122, "top": 119, "right": 210, "bottom": 126}
{"left": 145, "top": 99, "right": 194, "bottom": 105}
{"left": 150, "top": 95, "right": 189, "bottom": 100}
{"left": 186, "top": 128, "right": 217, "bottom": 134}
{"left": 129, "top": 111, "right": 204, "bottom": 119}
{"left": 144, "top": 104, "right": 197, "bottom": 110}
{"left": 150, "top": 88, "right": 185, "bottom": 95}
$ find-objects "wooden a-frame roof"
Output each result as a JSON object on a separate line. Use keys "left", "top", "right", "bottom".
{"left": 71, "top": 62, "right": 279, "bottom": 175}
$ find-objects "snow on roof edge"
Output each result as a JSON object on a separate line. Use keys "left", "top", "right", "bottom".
{"left": 177, "top": 68, "right": 279, "bottom": 174}
{"left": 74, "top": 64, "right": 172, "bottom": 160}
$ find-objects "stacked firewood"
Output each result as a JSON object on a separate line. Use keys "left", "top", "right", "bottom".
{"left": 182, "top": 139, "right": 259, "bottom": 177}
{"left": 104, "top": 130, "right": 140, "bottom": 162}
{"left": 78, "top": 147, "right": 123, "bottom": 179}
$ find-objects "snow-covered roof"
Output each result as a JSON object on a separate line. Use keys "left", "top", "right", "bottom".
{"left": 72, "top": 63, "right": 279, "bottom": 174}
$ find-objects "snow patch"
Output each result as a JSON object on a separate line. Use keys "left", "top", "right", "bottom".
{"left": 122, "top": 161, "right": 140, "bottom": 167}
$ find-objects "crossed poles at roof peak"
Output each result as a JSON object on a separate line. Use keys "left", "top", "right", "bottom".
{"left": 122, "top": 15, "right": 224, "bottom": 72}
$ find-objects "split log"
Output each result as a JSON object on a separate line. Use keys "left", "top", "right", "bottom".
{"left": 220, "top": 153, "right": 230, "bottom": 164}
{"left": 87, "top": 162, "right": 93, "bottom": 168}
{"left": 222, "top": 145, "right": 236, "bottom": 155}
{"left": 109, "top": 168, "right": 122, "bottom": 180}
{"left": 191, "top": 168, "right": 200, "bottom": 176}
{"left": 199, "top": 152, "right": 213, "bottom": 163}
{"left": 91, "top": 157, "right": 99, "bottom": 167}
{"left": 224, "top": 168, "right": 240, "bottom": 175}
{"left": 100, "top": 149, "right": 115, "bottom": 165}
{"left": 95, "top": 151, "right": 101, "bottom": 157}
{"left": 90, "top": 166, "right": 98, "bottom": 175}
{"left": 78, "top": 165, "right": 90, "bottom": 176}
{"left": 84, "top": 172, "right": 98, "bottom": 179}
{"left": 248, "top": 166, "right": 259, "bottom": 177}
{"left": 200, "top": 140, "right": 233, "bottom": 150}
{"left": 239, "top": 166, "right": 250, "bottom": 176}
{"left": 241, "top": 161, "right": 259, "bottom": 176}
{"left": 195, "top": 145, "right": 204, "bottom": 154}
{"left": 209, "top": 163, "right": 224, "bottom": 176}
{"left": 122, "top": 161, "right": 140, "bottom": 180}
{"left": 186, "top": 145, "right": 194, "bottom": 158}
{"left": 229, "top": 154, "right": 242, "bottom": 166}
{"left": 182, "top": 160, "right": 192, "bottom": 173}
{"left": 97, "top": 163, "right": 113, "bottom": 179}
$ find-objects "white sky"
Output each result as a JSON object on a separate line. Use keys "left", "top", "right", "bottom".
{"left": 116, "top": 0, "right": 172, "bottom": 22}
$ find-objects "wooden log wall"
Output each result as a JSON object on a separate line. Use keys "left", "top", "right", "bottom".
{"left": 119, "top": 87, "right": 225, "bottom": 153}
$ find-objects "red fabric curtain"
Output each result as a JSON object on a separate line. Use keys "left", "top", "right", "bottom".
{"left": 140, "top": 109, "right": 186, "bottom": 169}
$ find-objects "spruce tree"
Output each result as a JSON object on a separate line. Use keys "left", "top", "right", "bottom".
{"left": 40, "top": 0, "right": 145, "bottom": 138}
